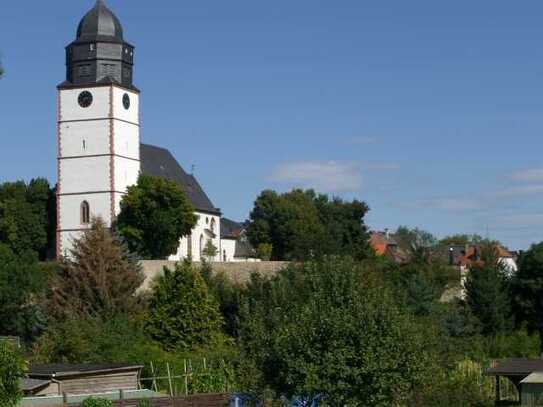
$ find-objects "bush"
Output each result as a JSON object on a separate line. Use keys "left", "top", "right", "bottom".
{"left": 146, "top": 260, "right": 225, "bottom": 350}
{"left": 0, "top": 341, "right": 27, "bottom": 407}
{"left": 81, "top": 397, "right": 113, "bottom": 407}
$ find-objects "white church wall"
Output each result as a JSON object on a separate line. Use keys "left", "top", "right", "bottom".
{"left": 112, "top": 120, "right": 140, "bottom": 158}
{"left": 112, "top": 87, "right": 139, "bottom": 124}
{"left": 220, "top": 238, "right": 236, "bottom": 262}
{"left": 60, "top": 120, "right": 110, "bottom": 157}
{"left": 60, "top": 156, "right": 111, "bottom": 194}
{"left": 59, "top": 87, "right": 111, "bottom": 121}
{"left": 113, "top": 157, "right": 141, "bottom": 193}
{"left": 168, "top": 212, "right": 222, "bottom": 262}
{"left": 59, "top": 231, "right": 84, "bottom": 257}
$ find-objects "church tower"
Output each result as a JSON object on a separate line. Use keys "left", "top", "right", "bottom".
{"left": 57, "top": 0, "right": 140, "bottom": 257}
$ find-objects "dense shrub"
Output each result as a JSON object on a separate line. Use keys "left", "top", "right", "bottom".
{"left": 0, "top": 341, "right": 27, "bottom": 407}
{"left": 81, "top": 397, "right": 113, "bottom": 407}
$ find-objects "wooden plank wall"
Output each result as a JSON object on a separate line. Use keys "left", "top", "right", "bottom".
{"left": 66, "top": 394, "right": 230, "bottom": 407}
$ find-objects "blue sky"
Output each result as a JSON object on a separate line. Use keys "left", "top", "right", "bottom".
{"left": 2, "top": 1, "right": 543, "bottom": 250}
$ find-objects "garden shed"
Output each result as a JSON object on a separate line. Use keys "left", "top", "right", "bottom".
{"left": 486, "top": 358, "right": 543, "bottom": 406}
{"left": 521, "top": 373, "right": 543, "bottom": 407}
{"left": 23, "top": 364, "right": 144, "bottom": 396}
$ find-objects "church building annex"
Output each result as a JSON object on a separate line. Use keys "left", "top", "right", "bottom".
{"left": 57, "top": 1, "right": 255, "bottom": 262}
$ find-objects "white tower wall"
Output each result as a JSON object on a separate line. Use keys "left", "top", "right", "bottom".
{"left": 57, "top": 85, "right": 140, "bottom": 257}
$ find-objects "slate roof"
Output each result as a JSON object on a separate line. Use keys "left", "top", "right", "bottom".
{"left": 140, "top": 143, "right": 220, "bottom": 215}
{"left": 76, "top": 0, "right": 124, "bottom": 44}
{"left": 29, "top": 364, "right": 143, "bottom": 378}
{"left": 486, "top": 359, "right": 543, "bottom": 376}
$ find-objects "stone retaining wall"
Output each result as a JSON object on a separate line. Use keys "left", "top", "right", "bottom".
{"left": 140, "top": 261, "right": 289, "bottom": 290}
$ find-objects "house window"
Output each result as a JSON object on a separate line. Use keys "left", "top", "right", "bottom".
{"left": 90, "top": 44, "right": 95, "bottom": 51}
{"left": 199, "top": 234, "right": 204, "bottom": 257}
{"left": 223, "top": 250, "right": 227, "bottom": 262}
{"left": 81, "top": 201, "right": 90, "bottom": 224}
{"left": 82, "top": 139, "right": 86, "bottom": 150}
{"left": 210, "top": 218, "right": 216, "bottom": 233}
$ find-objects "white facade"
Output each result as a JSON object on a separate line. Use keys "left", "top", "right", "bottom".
{"left": 169, "top": 212, "right": 222, "bottom": 262}
{"left": 57, "top": 85, "right": 140, "bottom": 256}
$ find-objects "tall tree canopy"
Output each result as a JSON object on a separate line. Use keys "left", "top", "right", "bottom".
{"left": 116, "top": 174, "right": 197, "bottom": 259}
{"left": 238, "top": 257, "right": 430, "bottom": 405}
{"left": 0, "top": 244, "right": 47, "bottom": 340}
{"left": 50, "top": 218, "right": 143, "bottom": 319}
{"left": 247, "top": 189, "right": 370, "bottom": 260}
{"left": 464, "top": 244, "right": 513, "bottom": 336}
{"left": 0, "top": 178, "right": 55, "bottom": 259}
{"left": 513, "top": 242, "right": 543, "bottom": 352}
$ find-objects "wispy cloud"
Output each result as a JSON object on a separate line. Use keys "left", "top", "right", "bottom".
{"left": 492, "top": 213, "right": 543, "bottom": 229}
{"left": 364, "top": 163, "right": 400, "bottom": 172}
{"left": 349, "top": 136, "right": 378, "bottom": 145}
{"left": 511, "top": 168, "right": 543, "bottom": 183}
{"left": 493, "top": 184, "right": 543, "bottom": 197}
{"left": 270, "top": 161, "right": 362, "bottom": 193}
{"left": 401, "top": 197, "right": 484, "bottom": 212}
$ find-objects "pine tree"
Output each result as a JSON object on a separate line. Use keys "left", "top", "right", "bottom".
{"left": 49, "top": 218, "right": 143, "bottom": 319}
{"left": 464, "top": 244, "right": 513, "bottom": 336}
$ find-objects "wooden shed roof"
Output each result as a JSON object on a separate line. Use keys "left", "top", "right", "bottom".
{"left": 486, "top": 359, "right": 543, "bottom": 376}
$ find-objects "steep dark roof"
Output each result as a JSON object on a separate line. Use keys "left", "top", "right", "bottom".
{"left": 140, "top": 144, "right": 220, "bottom": 215}
{"left": 29, "top": 364, "right": 142, "bottom": 378}
{"left": 486, "top": 359, "right": 543, "bottom": 376}
{"left": 76, "top": 0, "right": 124, "bottom": 44}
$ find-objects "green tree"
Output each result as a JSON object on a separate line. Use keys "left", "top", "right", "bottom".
{"left": 247, "top": 189, "right": 370, "bottom": 260}
{"left": 439, "top": 234, "right": 484, "bottom": 247}
{"left": 394, "top": 226, "right": 437, "bottom": 253}
{"left": 0, "top": 244, "right": 48, "bottom": 340}
{"left": 313, "top": 193, "right": 371, "bottom": 259}
{"left": 202, "top": 240, "right": 218, "bottom": 261}
{"left": 0, "top": 178, "right": 54, "bottom": 259}
{"left": 116, "top": 174, "right": 197, "bottom": 259}
{"left": 465, "top": 244, "right": 513, "bottom": 336}
{"left": 49, "top": 218, "right": 143, "bottom": 319}
{"left": 0, "top": 341, "right": 27, "bottom": 407}
{"left": 238, "top": 257, "right": 431, "bottom": 406}
{"left": 513, "top": 242, "right": 543, "bottom": 352}
{"left": 256, "top": 243, "right": 273, "bottom": 261}
{"left": 146, "top": 260, "right": 224, "bottom": 350}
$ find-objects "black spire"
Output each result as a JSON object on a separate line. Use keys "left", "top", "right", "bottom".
{"left": 61, "top": 1, "right": 136, "bottom": 90}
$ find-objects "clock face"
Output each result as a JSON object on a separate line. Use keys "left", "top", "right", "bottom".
{"left": 78, "top": 91, "right": 93, "bottom": 108}
{"left": 123, "top": 93, "right": 130, "bottom": 110}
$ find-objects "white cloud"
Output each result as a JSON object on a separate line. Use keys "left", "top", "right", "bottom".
{"left": 511, "top": 168, "right": 543, "bottom": 183}
{"left": 270, "top": 161, "right": 362, "bottom": 193}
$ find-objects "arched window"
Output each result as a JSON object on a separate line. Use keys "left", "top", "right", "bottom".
{"left": 223, "top": 250, "right": 227, "bottom": 262}
{"left": 81, "top": 201, "right": 90, "bottom": 224}
{"left": 210, "top": 218, "right": 216, "bottom": 233}
{"left": 199, "top": 234, "right": 204, "bottom": 258}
